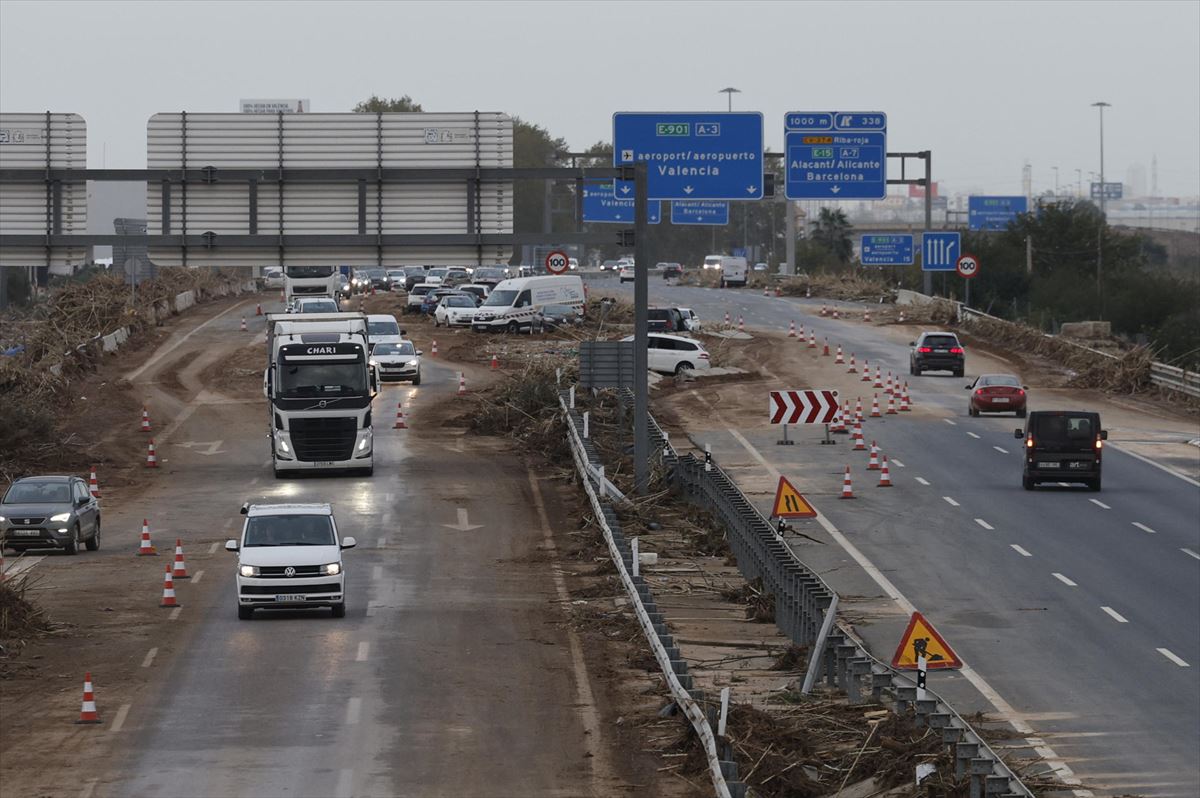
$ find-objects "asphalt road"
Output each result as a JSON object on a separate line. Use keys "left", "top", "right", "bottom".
{"left": 79, "top": 302, "right": 616, "bottom": 798}
{"left": 589, "top": 274, "right": 1200, "bottom": 797}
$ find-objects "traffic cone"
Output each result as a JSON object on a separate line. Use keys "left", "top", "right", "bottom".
{"left": 255, "top": 302, "right": 263, "bottom": 316}
{"left": 870, "top": 394, "right": 882, "bottom": 418}
{"left": 774, "top": 287, "right": 782, "bottom": 297}
{"left": 393, "top": 402, "right": 408, "bottom": 429}
{"left": 75, "top": 673, "right": 101, "bottom": 724}
{"left": 861, "top": 359, "right": 871, "bottom": 382}
{"left": 137, "top": 519, "right": 157, "bottom": 556}
{"left": 805, "top": 288, "right": 811, "bottom": 298}
{"left": 140, "top": 406, "right": 152, "bottom": 432}
{"left": 371, "top": 285, "right": 377, "bottom": 296}
{"left": 886, "top": 393, "right": 898, "bottom": 414}
{"left": 807, "top": 332, "right": 817, "bottom": 349}
{"left": 724, "top": 311, "right": 731, "bottom": 327}
{"left": 899, "top": 390, "right": 911, "bottom": 412}
{"left": 832, "top": 308, "right": 840, "bottom": 320}
{"left": 490, "top": 353, "right": 499, "bottom": 370}
{"left": 852, "top": 422, "right": 866, "bottom": 450}
{"left": 788, "top": 320, "right": 797, "bottom": 338}
{"left": 822, "top": 339, "right": 830, "bottom": 357}
{"left": 240, "top": 317, "right": 248, "bottom": 332}
{"left": 172, "top": 539, "right": 189, "bottom": 579}
{"left": 145, "top": 439, "right": 158, "bottom": 468}
{"left": 902, "top": 382, "right": 913, "bottom": 408}
{"left": 159, "top": 564, "right": 179, "bottom": 608}
{"left": 279, "top": 289, "right": 285, "bottom": 302}
{"left": 878, "top": 456, "right": 893, "bottom": 487}
{"left": 457, "top": 372, "right": 467, "bottom": 396}
{"left": 898, "top": 310, "right": 906, "bottom": 323}
{"left": 738, "top": 316, "right": 745, "bottom": 332}
{"left": 834, "top": 345, "right": 845, "bottom": 364}
{"left": 820, "top": 304, "right": 828, "bottom": 317}
{"left": 88, "top": 466, "right": 100, "bottom": 499}
{"left": 847, "top": 353, "right": 857, "bottom": 373}
{"left": 885, "top": 373, "right": 894, "bottom": 395}
{"left": 840, "top": 467, "right": 856, "bottom": 499}
{"left": 798, "top": 324, "right": 805, "bottom": 340}
{"left": 763, "top": 287, "right": 769, "bottom": 297}
{"left": 431, "top": 340, "right": 438, "bottom": 357}
{"left": 867, "top": 442, "right": 881, "bottom": 470}
{"left": 873, "top": 366, "right": 883, "bottom": 388}
{"left": 854, "top": 397, "right": 864, "bottom": 423}
{"left": 831, "top": 407, "right": 847, "bottom": 434}
{"left": 864, "top": 308, "right": 872, "bottom": 322}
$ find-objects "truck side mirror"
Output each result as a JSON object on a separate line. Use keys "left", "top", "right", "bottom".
{"left": 369, "top": 366, "right": 380, "bottom": 394}
{"left": 263, "top": 367, "right": 273, "bottom": 399}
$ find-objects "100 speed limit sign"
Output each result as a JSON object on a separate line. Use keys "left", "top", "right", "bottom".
{"left": 956, "top": 253, "right": 980, "bottom": 279}
{"left": 545, "top": 250, "right": 570, "bottom": 274}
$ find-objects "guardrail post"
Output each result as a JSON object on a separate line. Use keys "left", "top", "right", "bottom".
{"left": 568, "top": 385, "right": 575, "bottom": 410}
{"left": 582, "top": 411, "right": 589, "bottom": 439}
{"left": 631, "top": 537, "right": 639, "bottom": 578}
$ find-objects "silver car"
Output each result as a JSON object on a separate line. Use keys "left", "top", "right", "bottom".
{"left": 1, "top": 475, "right": 101, "bottom": 554}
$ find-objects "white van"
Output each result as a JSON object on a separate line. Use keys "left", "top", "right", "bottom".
{"left": 366, "top": 314, "right": 403, "bottom": 353}
{"left": 472, "top": 275, "right": 585, "bottom": 334}
{"left": 719, "top": 256, "right": 748, "bottom": 288}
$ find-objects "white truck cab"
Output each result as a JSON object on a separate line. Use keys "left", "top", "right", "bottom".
{"left": 226, "top": 503, "right": 356, "bottom": 619}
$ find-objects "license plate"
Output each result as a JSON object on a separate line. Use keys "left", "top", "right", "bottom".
{"left": 991, "top": 397, "right": 1009, "bottom": 403}
{"left": 1039, "top": 462, "right": 1061, "bottom": 469}
{"left": 11, "top": 529, "right": 40, "bottom": 536}
{"left": 314, "top": 461, "right": 338, "bottom": 467}
{"left": 275, "top": 594, "right": 301, "bottom": 602}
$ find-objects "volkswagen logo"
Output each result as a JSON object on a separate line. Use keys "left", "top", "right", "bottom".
{"left": 284, "top": 566, "right": 296, "bottom": 577}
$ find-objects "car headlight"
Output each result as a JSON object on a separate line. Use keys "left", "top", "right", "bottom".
{"left": 50, "top": 513, "right": 72, "bottom": 522}
{"left": 369, "top": 359, "right": 378, "bottom": 367}
{"left": 407, "top": 359, "right": 419, "bottom": 367}
{"left": 358, "top": 437, "right": 369, "bottom": 451}
{"left": 277, "top": 436, "right": 290, "bottom": 453}
{"left": 320, "top": 563, "right": 341, "bottom": 576}
{"left": 0, "top": 516, "right": 6, "bottom": 523}
{"left": 239, "top": 565, "right": 259, "bottom": 577}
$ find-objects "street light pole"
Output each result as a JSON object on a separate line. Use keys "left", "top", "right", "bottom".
{"left": 1052, "top": 166, "right": 1059, "bottom": 197}
{"left": 1075, "top": 168, "right": 1083, "bottom": 198}
{"left": 718, "top": 87, "right": 741, "bottom": 113}
{"left": 1091, "top": 101, "right": 1111, "bottom": 312}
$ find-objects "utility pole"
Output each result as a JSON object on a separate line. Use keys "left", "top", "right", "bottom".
{"left": 1092, "top": 101, "right": 1111, "bottom": 314}
{"left": 1026, "top": 235, "right": 1033, "bottom": 276}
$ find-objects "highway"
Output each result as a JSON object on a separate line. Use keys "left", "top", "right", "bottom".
{"left": 587, "top": 273, "right": 1200, "bottom": 797}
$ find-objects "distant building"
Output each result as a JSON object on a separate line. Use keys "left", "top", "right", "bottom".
{"left": 1125, "top": 163, "right": 1147, "bottom": 199}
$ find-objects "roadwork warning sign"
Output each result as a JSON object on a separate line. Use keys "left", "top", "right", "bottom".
{"left": 771, "top": 476, "right": 817, "bottom": 519}
{"left": 890, "top": 612, "right": 962, "bottom": 670}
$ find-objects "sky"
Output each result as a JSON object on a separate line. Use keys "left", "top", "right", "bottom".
{"left": 2, "top": 0, "right": 1198, "bottom": 198}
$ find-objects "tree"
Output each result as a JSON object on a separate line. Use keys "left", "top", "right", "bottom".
{"left": 809, "top": 208, "right": 854, "bottom": 265}
{"left": 353, "top": 95, "right": 423, "bottom": 113}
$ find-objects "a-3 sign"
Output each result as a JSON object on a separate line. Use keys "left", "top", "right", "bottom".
{"left": 613, "top": 112, "right": 764, "bottom": 200}
{"left": 785, "top": 112, "right": 887, "bottom": 200}
{"left": 769, "top": 390, "right": 839, "bottom": 424}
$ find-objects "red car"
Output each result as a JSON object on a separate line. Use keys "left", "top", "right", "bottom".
{"left": 966, "top": 374, "right": 1028, "bottom": 417}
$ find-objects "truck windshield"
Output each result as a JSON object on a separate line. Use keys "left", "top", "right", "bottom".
{"left": 279, "top": 362, "right": 367, "bottom": 398}
{"left": 484, "top": 289, "right": 518, "bottom": 306}
{"left": 285, "top": 266, "right": 335, "bottom": 278}
{"left": 243, "top": 515, "right": 335, "bottom": 547}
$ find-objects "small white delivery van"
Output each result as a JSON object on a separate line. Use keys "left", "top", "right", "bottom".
{"left": 471, "top": 275, "right": 585, "bottom": 334}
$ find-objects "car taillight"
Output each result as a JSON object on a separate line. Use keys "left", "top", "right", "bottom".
{"left": 1095, "top": 438, "right": 1103, "bottom": 449}
{"left": 918, "top": 347, "right": 932, "bottom": 353}
{"left": 975, "top": 389, "right": 983, "bottom": 395}
{"left": 1018, "top": 389, "right": 1025, "bottom": 396}
{"left": 950, "top": 347, "right": 964, "bottom": 354}
{"left": 1025, "top": 437, "right": 1034, "bottom": 448}
{"left": 698, "top": 352, "right": 710, "bottom": 359}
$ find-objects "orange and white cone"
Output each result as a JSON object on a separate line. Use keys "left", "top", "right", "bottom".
{"left": 831, "top": 407, "right": 847, "bottom": 434}
{"left": 724, "top": 311, "right": 731, "bottom": 327}
{"left": 832, "top": 308, "right": 840, "bottom": 320}
{"left": 763, "top": 286, "right": 770, "bottom": 297}
{"left": 899, "top": 390, "right": 911, "bottom": 412}
{"left": 88, "top": 466, "right": 101, "bottom": 499}
{"left": 854, "top": 397, "right": 864, "bottom": 423}
{"left": 738, "top": 316, "right": 745, "bottom": 332}
{"left": 873, "top": 367, "right": 883, "bottom": 388}
{"left": 240, "top": 317, "right": 248, "bottom": 332}
{"left": 788, "top": 320, "right": 797, "bottom": 338}
{"left": 393, "top": 402, "right": 408, "bottom": 429}
{"left": 886, "top": 393, "right": 898, "bottom": 415}
{"left": 870, "top": 394, "right": 882, "bottom": 418}
{"left": 878, "top": 456, "right": 893, "bottom": 487}
{"left": 864, "top": 308, "right": 872, "bottom": 322}
{"left": 431, "top": 340, "right": 438, "bottom": 357}
{"left": 145, "top": 439, "right": 158, "bottom": 468}
{"left": 140, "top": 406, "right": 152, "bottom": 432}
{"left": 490, "top": 353, "right": 499, "bottom": 370}
{"left": 886, "top": 372, "right": 895, "bottom": 395}
{"left": 820, "top": 305, "right": 828, "bottom": 317}
{"left": 898, "top": 310, "right": 906, "bottom": 323}
{"left": 840, "top": 466, "right": 856, "bottom": 499}
{"left": 847, "top": 353, "right": 857, "bottom": 373}
{"left": 159, "top": 564, "right": 179, "bottom": 608}
{"left": 902, "top": 382, "right": 913, "bottom": 408}
{"left": 279, "top": 289, "right": 285, "bottom": 302}
{"left": 834, "top": 346, "right": 844, "bottom": 364}
{"left": 256, "top": 303, "right": 263, "bottom": 316}
{"left": 867, "top": 442, "right": 881, "bottom": 470}
{"left": 172, "top": 539, "right": 189, "bottom": 579}
{"left": 457, "top": 372, "right": 467, "bottom": 396}
{"left": 861, "top": 359, "right": 872, "bottom": 382}
{"left": 75, "top": 673, "right": 101, "bottom": 724}
{"left": 807, "top": 332, "right": 817, "bottom": 349}
{"left": 137, "top": 519, "right": 157, "bottom": 556}
{"left": 852, "top": 422, "right": 866, "bottom": 450}
{"left": 775, "top": 287, "right": 782, "bottom": 297}
{"left": 822, "top": 339, "right": 830, "bottom": 356}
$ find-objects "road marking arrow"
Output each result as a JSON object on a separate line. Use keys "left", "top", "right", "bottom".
{"left": 442, "top": 508, "right": 482, "bottom": 532}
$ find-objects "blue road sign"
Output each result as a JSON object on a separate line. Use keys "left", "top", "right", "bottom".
{"left": 860, "top": 234, "right": 914, "bottom": 266}
{"left": 922, "top": 232, "right": 961, "bottom": 272}
{"left": 968, "top": 196, "right": 1028, "bottom": 231}
{"left": 582, "top": 180, "right": 660, "bottom": 224}
{"left": 613, "top": 112, "right": 764, "bottom": 201}
{"left": 671, "top": 200, "right": 729, "bottom": 225}
{"left": 784, "top": 112, "right": 887, "bottom": 200}
{"left": 1090, "top": 182, "right": 1123, "bottom": 200}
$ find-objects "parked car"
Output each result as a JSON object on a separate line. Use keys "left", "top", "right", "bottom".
{"left": 370, "top": 340, "right": 421, "bottom": 384}
{"left": 227, "top": 502, "right": 356, "bottom": 619}
{"left": 966, "top": 374, "right": 1028, "bottom": 417}
{"left": 568, "top": 257, "right": 579, "bottom": 270}
{"left": 910, "top": 331, "right": 965, "bottom": 377}
{"left": 678, "top": 308, "right": 701, "bottom": 332}
{"left": 471, "top": 267, "right": 508, "bottom": 288}
{"left": 458, "top": 283, "right": 491, "bottom": 303}
{"left": 294, "top": 297, "right": 340, "bottom": 314}
{"left": 1, "top": 475, "right": 101, "bottom": 554}
{"left": 423, "top": 267, "right": 448, "bottom": 287}
{"left": 362, "top": 268, "right": 390, "bottom": 290}
{"left": 622, "top": 333, "right": 711, "bottom": 375}
{"left": 472, "top": 275, "right": 585, "bottom": 334}
{"left": 402, "top": 266, "right": 428, "bottom": 292}
{"left": 421, "top": 288, "right": 463, "bottom": 315}
{"left": 443, "top": 268, "right": 471, "bottom": 287}
{"left": 648, "top": 307, "right": 687, "bottom": 333}
{"left": 538, "top": 304, "right": 584, "bottom": 330}
{"left": 434, "top": 294, "right": 479, "bottom": 327}
{"left": 753, "top": 262, "right": 770, "bottom": 272}
{"left": 385, "top": 269, "right": 408, "bottom": 291}
{"left": 1016, "top": 411, "right": 1107, "bottom": 491}
{"left": 406, "top": 283, "right": 437, "bottom": 313}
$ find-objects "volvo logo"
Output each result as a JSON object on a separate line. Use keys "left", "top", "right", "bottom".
{"left": 284, "top": 567, "right": 296, "bottom": 577}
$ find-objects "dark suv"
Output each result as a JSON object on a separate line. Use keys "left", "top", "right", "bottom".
{"left": 647, "top": 307, "right": 687, "bottom": 333}
{"left": 910, "top": 331, "right": 965, "bottom": 376}
{"left": 1015, "top": 411, "right": 1107, "bottom": 491}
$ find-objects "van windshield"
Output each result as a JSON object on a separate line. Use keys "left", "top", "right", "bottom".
{"left": 244, "top": 515, "right": 335, "bottom": 547}
{"left": 484, "top": 290, "right": 518, "bottom": 307}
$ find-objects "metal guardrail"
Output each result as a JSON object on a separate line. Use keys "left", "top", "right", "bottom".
{"left": 1150, "top": 362, "right": 1200, "bottom": 398}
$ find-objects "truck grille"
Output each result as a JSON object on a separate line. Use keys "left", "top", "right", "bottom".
{"left": 289, "top": 417, "right": 357, "bottom": 461}
{"left": 291, "top": 285, "right": 328, "bottom": 296}
{"left": 241, "top": 582, "right": 341, "bottom": 595}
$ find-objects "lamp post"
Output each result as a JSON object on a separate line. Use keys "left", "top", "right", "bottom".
{"left": 1052, "top": 166, "right": 1059, "bottom": 197}
{"left": 717, "top": 87, "right": 741, "bottom": 112}
{"left": 1091, "top": 101, "right": 1111, "bottom": 311}
{"left": 1075, "top": 168, "right": 1083, "bottom": 198}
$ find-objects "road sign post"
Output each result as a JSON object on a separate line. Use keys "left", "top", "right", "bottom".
{"left": 633, "top": 161, "right": 650, "bottom": 495}
{"left": 921, "top": 232, "right": 961, "bottom": 272}
{"left": 956, "top": 253, "right": 979, "bottom": 307}
{"left": 784, "top": 112, "right": 887, "bottom": 200}
{"left": 613, "top": 113, "right": 764, "bottom": 200}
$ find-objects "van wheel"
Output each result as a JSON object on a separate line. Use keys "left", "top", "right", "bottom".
{"left": 411, "top": 371, "right": 421, "bottom": 386}
{"left": 1022, "top": 475, "right": 1035, "bottom": 490}
{"left": 238, "top": 606, "right": 254, "bottom": 620}
{"left": 507, "top": 321, "right": 519, "bottom": 335}
{"left": 1088, "top": 477, "right": 1102, "bottom": 492}
{"left": 331, "top": 603, "right": 346, "bottom": 618}
{"left": 675, "top": 362, "right": 694, "bottom": 375}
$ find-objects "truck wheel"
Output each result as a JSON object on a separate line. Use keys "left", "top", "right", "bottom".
{"left": 238, "top": 606, "right": 254, "bottom": 620}
{"left": 331, "top": 603, "right": 346, "bottom": 619}
{"left": 507, "top": 321, "right": 519, "bottom": 335}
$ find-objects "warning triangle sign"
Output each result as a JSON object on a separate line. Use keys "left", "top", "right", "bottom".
{"left": 890, "top": 612, "right": 963, "bottom": 670}
{"left": 771, "top": 476, "right": 817, "bottom": 519}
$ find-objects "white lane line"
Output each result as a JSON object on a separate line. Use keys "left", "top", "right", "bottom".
{"left": 943, "top": 419, "right": 957, "bottom": 426}
{"left": 914, "top": 477, "right": 930, "bottom": 486}
{"left": 141, "top": 648, "right": 158, "bottom": 668}
{"left": 1089, "top": 499, "right": 1111, "bottom": 510}
{"left": 346, "top": 696, "right": 362, "bottom": 725}
{"left": 1058, "top": 482, "right": 1071, "bottom": 487}
{"left": 79, "top": 778, "right": 98, "bottom": 798}
{"left": 993, "top": 446, "right": 1009, "bottom": 454}
{"left": 356, "top": 642, "right": 370, "bottom": 662}
{"left": 1101, "top": 606, "right": 1129, "bottom": 624}
{"left": 974, "top": 519, "right": 994, "bottom": 530}
{"left": 967, "top": 431, "right": 981, "bottom": 439}
{"left": 223, "top": 518, "right": 234, "bottom": 529}
{"left": 249, "top": 476, "right": 260, "bottom": 487}
{"left": 1157, "top": 648, "right": 1191, "bottom": 667}
{"left": 1131, "top": 522, "right": 1156, "bottom": 534}
{"left": 335, "top": 768, "right": 355, "bottom": 798}
{"left": 191, "top": 570, "right": 204, "bottom": 584}
{"left": 365, "top": 601, "right": 381, "bottom": 617}
{"left": 109, "top": 703, "right": 131, "bottom": 733}
{"left": 889, "top": 458, "right": 905, "bottom": 468}
{"left": 943, "top": 496, "right": 960, "bottom": 507}
{"left": 1010, "top": 544, "right": 1032, "bottom": 557}
{"left": 372, "top": 565, "right": 383, "bottom": 581}
{"left": 208, "top": 542, "right": 220, "bottom": 554}
{"left": 376, "top": 536, "right": 386, "bottom": 548}
{"left": 727, "top": 425, "right": 1087, "bottom": 789}
{"left": 168, "top": 607, "right": 182, "bottom": 621}
{"left": 1052, "top": 573, "right": 1078, "bottom": 587}
{"left": 1109, "top": 441, "right": 1200, "bottom": 487}
{"left": 1182, "top": 548, "right": 1200, "bottom": 561}
{"left": 124, "top": 299, "right": 249, "bottom": 382}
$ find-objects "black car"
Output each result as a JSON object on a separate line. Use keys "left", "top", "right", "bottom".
{"left": 910, "top": 331, "right": 965, "bottom": 377}
{"left": 1016, "top": 410, "right": 1107, "bottom": 491}
{"left": 1, "top": 475, "right": 101, "bottom": 554}
{"left": 660, "top": 263, "right": 683, "bottom": 279}
{"left": 648, "top": 307, "right": 687, "bottom": 333}
{"left": 471, "top": 267, "right": 507, "bottom": 288}
{"left": 538, "top": 304, "right": 583, "bottom": 330}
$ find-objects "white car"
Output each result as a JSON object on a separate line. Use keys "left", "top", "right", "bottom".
{"left": 227, "top": 503, "right": 356, "bottom": 620}
{"left": 385, "top": 269, "right": 407, "bottom": 290}
{"left": 619, "top": 265, "right": 635, "bottom": 283}
{"left": 458, "top": 283, "right": 491, "bottom": 303}
{"left": 434, "top": 294, "right": 479, "bottom": 327}
{"left": 406, "top": 283, "right": 437, "bottom": 313}
{"left": 293, "top": 297, "right": 340, "bottom": 314}
{"left": 622, "top": 333, "right": 712, "bottom": 375}
{"left": 679, "top": 308, "right": 702, "bottom": 332}
{"left": 263, "top": 268, "right": 284, "bottom": 289}
{"left": 370, "top": 340, "right": 421, "bottom": 384}
{"left": 568, "top": 257, "right": 579, "bottom": 270}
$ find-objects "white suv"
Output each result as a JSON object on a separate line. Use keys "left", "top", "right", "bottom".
{"left": 622, "top": 333, "right": 711, "bottom": 375}
{"left": 226, "top": 503, "right": 356, "bottom": 619}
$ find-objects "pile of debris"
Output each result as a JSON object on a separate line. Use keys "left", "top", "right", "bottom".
{"left": 0, "top": 571, "right": 53, "bottom": 668}
{"left": 777, "top": 273, "right": 894, "bottom": 302}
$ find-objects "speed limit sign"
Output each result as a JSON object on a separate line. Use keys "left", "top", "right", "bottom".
{"left": 544, "top": 250, "right": 570, "bottom": 275}
{"left": 956, "top": 253, "right": 980, "bottom": 279}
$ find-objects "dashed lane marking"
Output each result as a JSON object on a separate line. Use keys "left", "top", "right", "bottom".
{"left": 79, "top": 778, "right": 98, "bottom": 798}
{"left": 356, "top": 642, "right": 370, "bottom": 662}
{"left": 372, "top": 565, "right": 383, "bottom": 581}
{"left": 109, "top": 703, "right": 130, "bottom": 733}
{"left": 191, "top": 570, "right": 203, "bottom": 584}
{"left": 141, "top": 648, "right": 158, "bottom": 668}
{"left": 974, "top": 519, "right": 994, "bottom": 530}
{"left": 943, "top": 496, "right": 960, "bottom": 507}
{"left": 915, "top": 477, "right": 930, "bottom": 486}
{"left": 967, "top": 431, "right": 981, "bottom": 439}
{"left": 1090, "top": 499, "right": 1111, "bottom": 510}
{"left": 168, "top": 607, "right": 181, "bottom": 621}
{"left": 346, "top": 697, "right": 362, "bottom": 725}
{"left": 1010, "top": 544, "right": 1032, "bottom": 557}
{"left": 376, "top": 537, "right": 386, "bottom": 548}
{"left": 943, "top": 419, "right": 957, "bottom": 426}
{"left": 208, "top": 542, "right": 220, "bottom": 554}
{"left": 1182, "top": 548, "right": 1200, "bottom": 561}
{"left": 1053, "top": 573, "right": 1078, "bottom": 587}
{"left": 889, "top": 458, "right": 905, "bottom": 467}
{"left": 335, "top": 769, "right": 355, "bottom": 798}
{"left": 1132, "top": 522, "right": 1156, "bottom": 534}
{"left": 1101, "top": 606, "right": 1129, "bottom": 623}
{"left": 1157, "top": 648, "right": 1191, "bottom": 667}
{"left": 993, "top": 446, "right": 1009, "bottom": 454}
